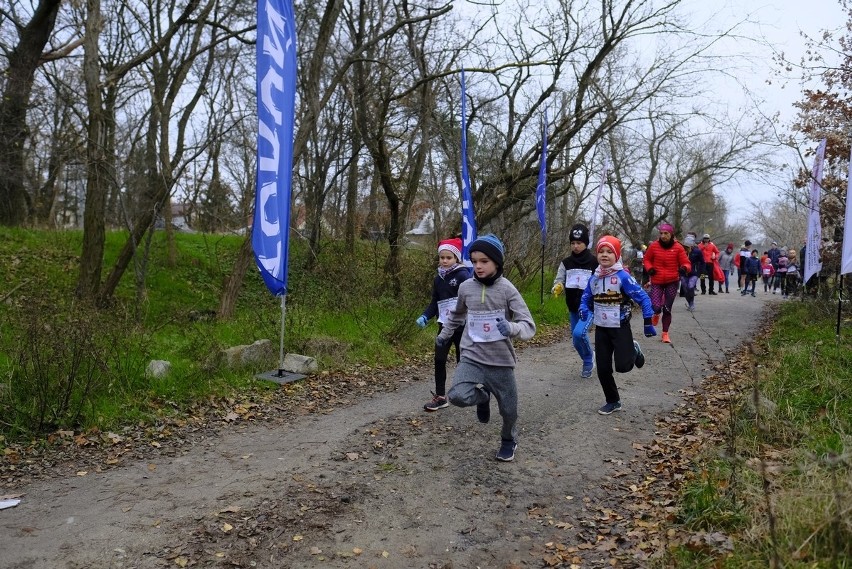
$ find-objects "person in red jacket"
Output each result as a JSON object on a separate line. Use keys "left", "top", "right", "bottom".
{"left": 698, "top": 233, "right": 721, "bottom": 295}
{"left": 642, "top": 223, "right": 690, "bottom": 344}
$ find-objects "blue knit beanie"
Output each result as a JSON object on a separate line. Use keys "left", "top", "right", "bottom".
{"left": 469, "top": 234, "right": 505, "bottom": 267}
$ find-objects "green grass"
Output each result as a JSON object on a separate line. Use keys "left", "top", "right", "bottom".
{"left": 0, "top": 227, "right": 568, "bottom": 439}
{"left": 663, "top": 299, "right": 852, "bottom": 568}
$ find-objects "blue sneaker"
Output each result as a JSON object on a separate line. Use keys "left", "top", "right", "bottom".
{"left": 598, "top": 401, "right": 623, "bottom": 415}
{"left": 495, "top": 439, "right": 517, "bottom": 461}
{"left": 633, "top": 340, "right": 645, "bottom": 369}
{"left": 581, "top": 362, "right": 594, "bottom": 378}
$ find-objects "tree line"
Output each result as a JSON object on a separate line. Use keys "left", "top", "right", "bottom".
{"left": 0, "top": 0, "right": 777, "bottom": 309}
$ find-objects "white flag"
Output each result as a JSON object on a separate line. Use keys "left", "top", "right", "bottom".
{"left": 804, "top": 139, "right": 826, "bottom": 284}
{"left": 588, "top": 159, "right": 608, "bottom": 246}
{"left": 842, "top": 144, "right": 852, "bottom": 275}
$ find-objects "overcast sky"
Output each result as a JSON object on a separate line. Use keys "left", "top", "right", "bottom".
{"left": 692, "top": 0, "right": 847, "bottom": 222}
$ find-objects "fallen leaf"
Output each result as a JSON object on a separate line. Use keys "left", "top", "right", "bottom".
{"left": 309, "top": 547, "right": 322, "bottom": 555}
{"left": 222, "top": 523, "right": 233, "bottom": 533}
{"left": 174, "top": 556, "right": 188, "bottom": 567}
{"left": 76, "top": 471, "right": 87, "bottom": 476}
{"left": 345, "top": 452, "right": 359, "bottom": 461}
{"left": 293, "top": 535, "right": 304, "bottom": 541}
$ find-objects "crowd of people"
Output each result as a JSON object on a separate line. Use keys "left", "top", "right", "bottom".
{"left": 411, "top": 223, "right": 805, "bottom": 463}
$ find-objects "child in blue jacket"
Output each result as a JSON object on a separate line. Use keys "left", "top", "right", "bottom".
{"left": 580, "top": 236, "right": 656, "bottom": 415}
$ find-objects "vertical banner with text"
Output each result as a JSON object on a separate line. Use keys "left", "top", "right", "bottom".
{"left": 804, "top": 138, "right": 827, "bottom": 285}
{"left": 536, "top": 109, "right": 548, "bottom": 243}
{"left": 588, "top": 159, "right": 609, "bottom": 247}
{"left": 460, "top": 70, "right": 477, "bottom": 265}
{"left": 253, "top": 0, "right": 298, "bottom": 296}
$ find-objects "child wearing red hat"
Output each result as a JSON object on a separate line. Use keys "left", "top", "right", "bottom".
{"left": 416, "top": 238, "right": 471, "bottom": 411}
{"left": 580, "top": 236, "right": 656, "bottom": 415}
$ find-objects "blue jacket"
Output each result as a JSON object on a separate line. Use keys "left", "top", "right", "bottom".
{"left": 580, "top": 269, "right": 654, "bottom": 323}
{"left": 744, "top": 256, "right": 761, "bottom": 276}
{"left": 422, "top": 265, "right": 471, "bottom": 321}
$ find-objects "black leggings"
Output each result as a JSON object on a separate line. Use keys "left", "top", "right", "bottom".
{"left": 435, "top": 323, "right": 464, "bottom": 396}
{"left": 595, "top": 321, "right": 636, "bottom": 404}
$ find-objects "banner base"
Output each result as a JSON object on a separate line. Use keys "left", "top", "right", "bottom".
{"left": 255, "top": 369, "right": 305, "bottom": 385}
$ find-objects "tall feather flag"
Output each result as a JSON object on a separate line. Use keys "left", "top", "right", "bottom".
{"left": 253, "top": 0, "right": 298, "bottom": 296}
{"left": 804, "top": 138, "right": 827, "bottom": 285}
{"left": 536, "top": 109, "right": 548, "bottom": 304}
{"left": 536, "top": 108, "right": 548, "bottom": 242}
{"left": 843, "top": 142, "right": 852, "bottom": 275}
{"left": 588, "top": 159, "right": 609, "bottom": 246}
{"left": 460, "top": 70, "right": 477, "bottom": 264}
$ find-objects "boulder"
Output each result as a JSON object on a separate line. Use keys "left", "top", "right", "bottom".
{"left": 223, "top": 339, "right": 275, "bottom": 368}
{"left": 282, "top": 353, "right": 318, "bottom": 375}
{"left": 146, "top": 360, "right": 172, "bottom": 379}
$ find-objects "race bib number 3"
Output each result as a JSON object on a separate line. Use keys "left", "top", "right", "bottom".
{"left": 593, "top": 304, "right": 621, "bottom": 328}
{"left": 467, "top": 309, "right": 505, "bottom": 343}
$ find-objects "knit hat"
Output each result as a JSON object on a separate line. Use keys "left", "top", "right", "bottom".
{"left": 684, "top": 235, "right": 696, "bottom": 247}
{"left": 596, "top": 235, "right": 622, "bottom": 259}
{"left": 469, "top": 234, "right": 505, "bottom": 267}
{"left": 437, "top": 238, "right": 462, "bottom": 261}
{"left": 702, "top": 233, "right": 711, "bottom": 240}
{"left": 658, "top": 222, "right": 675, "bottom": 234}
{"left": 568, "top": 223, "right": 590, "bottom": 245}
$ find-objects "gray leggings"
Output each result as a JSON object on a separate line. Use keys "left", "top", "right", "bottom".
{"left": 447, "top": 358, "right": 518, "bottom": 442}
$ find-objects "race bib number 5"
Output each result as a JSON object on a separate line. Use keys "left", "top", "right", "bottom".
{"left": 467, "top": 309, "right": 504, "bottom": 343}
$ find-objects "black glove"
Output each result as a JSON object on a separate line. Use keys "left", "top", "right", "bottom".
{"left": 647, "top": 268, "right": 657, "bottom": 276}
{"left": 678, "top": 266, "right": 687, "bottom": 277}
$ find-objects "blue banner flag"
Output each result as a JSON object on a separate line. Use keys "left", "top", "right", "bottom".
{"left": 253, "top": 0, "right": 298, "bottom": 296}
{"left": 536, "top": 109, "right": 548, "bottom": 242}
{"left": 460, "top": 70, "right": 477, "bottom": 264}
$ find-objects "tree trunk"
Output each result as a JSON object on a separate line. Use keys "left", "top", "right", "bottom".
{"left": 75, "top": 0, "right": 109, "bottom": 302}
{"left": 218, "top": 235, "right": 254, "bottom": 319}
{"left": 0, "top": 0, "right": 62, "bottom": 226}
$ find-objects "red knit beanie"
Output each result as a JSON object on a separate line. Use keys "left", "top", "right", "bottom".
{"left": 437, "top": 238, "right": 463, "bottom": 261}
{"left": 596, "top": 235, "right": 622, "bottom": 259}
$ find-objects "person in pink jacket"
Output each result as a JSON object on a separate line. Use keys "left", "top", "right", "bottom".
{"left": 642, "top": 223, "right": 690, "bottom": 344}
{"left": 698, "top": 233, "right": 721, "bottom": 295}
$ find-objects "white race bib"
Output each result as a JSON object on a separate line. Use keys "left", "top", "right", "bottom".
{"left": 436, "top": 297, "right": 457, "bottom": 325}
{"left": 593, "top": 304, "right": 621, "bottom": 328}
{"left": 565, "top": 268, "right": 591, "bottom": 290}
{"left": 467, "top": 309, "right": 504, "bottom": 343}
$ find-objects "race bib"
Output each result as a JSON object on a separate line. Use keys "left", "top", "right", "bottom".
{"left": 593, "top": 304, "right": 621, "bottom": 328}
{"left": 467, "top": 309, "right": 504, "bottom": 343}
{"left": 565, "top": 268, "right": 591, "bottom": 289}
{"left": 437, "top": 297, "right": 457, "bottom": 325}
{"left": 762, "top": 268, "right": 771, "bottom": 275}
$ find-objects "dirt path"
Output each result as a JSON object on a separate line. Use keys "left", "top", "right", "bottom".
{"left": 1, "top": 292, "right": 779, "bottom": 569}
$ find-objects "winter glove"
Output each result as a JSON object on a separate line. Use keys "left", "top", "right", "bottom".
{"left": 416, "top": 315, "right": 427, "bottom": 328}
{"left": 496, "top": 318, "right": 512, "bottom": 337}
{"left": 678, "top": 266, "right": 688, "bottom": 277}
{"left": 647, "top": 268, "right": 657, "bottom": 276}
{"left": 551, "top": 282, "right": 565, "bottom": 298}
{"left": 435, "top": 335, "right": 450, "bottom": 348}
{"left": 643, "top": 317, "right": 657, "bottom": 337}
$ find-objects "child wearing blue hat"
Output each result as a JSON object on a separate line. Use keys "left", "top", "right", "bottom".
{"left": 436, "top": 234, "right": 536, "bottom": 462}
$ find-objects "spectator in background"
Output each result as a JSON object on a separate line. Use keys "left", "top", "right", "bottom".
{"left": 773, "top": 248, "right": 789, "bottom": 295}
{"left": 735, "top": 240, "right": 752, "bottom": 290}
{"left": 717, "top": 243, "right": 735, "bottom": 293}
{"left": 698, "top": 234, "right": 720, "bottom": 295}
{"left": 767, "top": 241, "right": 782, "bottom": 291}
{"left": 760, "top": 255, "right": 775, "bottom": 293}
